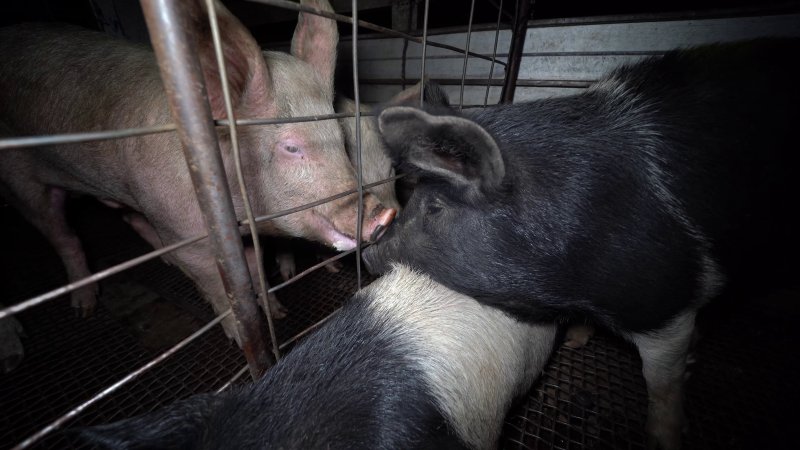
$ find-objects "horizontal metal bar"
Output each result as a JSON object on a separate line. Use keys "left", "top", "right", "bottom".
{"left": 216, "top": 364, "right": 250, "bottom": 393}
{"left": 247, "top": 0, "right": 506, "bottom": 66}
{"left": 519, "top": 4, "right": 800, "bottom": 28}
{"left": 358, "top": 78, "right": 594, "bottom": 88}
{"left": 0, "top": 175, "right": 401, "bottom": 320}
{"left": 248, "top": 174, "right": 404, "bottom": 225}
{"left": 278, "top": 309, "right": 339, "bottom": 351}
{"left": 216, "top": 112, "right": 370, "bottom": 126}
{"left": 267, "top": 247, "right": 358, "bottom": 294}
{"left": 217, "top": 309, "right": 346, "bottom": 391}
{"left": 344, "top": 49, "right": 663, "bottom": 62}
{"left": 0, "top": 113, "right": 370, "bottom": 151}
{"left": 517, "top": 50, "right": 666, "bottom": 57}
{"left": 0, "top": 124, "right": 176, "bottom": 150}
{"left": 389, "top": 3, "right": 800, "bottom": 38}
{"left": 12, "top": 310, "right": 231, "bottom": 450}
{"left": 0, "top": 234, "right": 206, "bottom": 320}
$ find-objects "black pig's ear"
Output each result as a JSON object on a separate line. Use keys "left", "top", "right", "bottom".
{"left": 378, "top": 107, "right": 504, "bottom": 192}
{"left": 77, "top": 393, "right": 223, "bottom": 449}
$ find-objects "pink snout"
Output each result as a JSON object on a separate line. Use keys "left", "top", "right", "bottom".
{"left": 365, "top": 207, "right": 396, "bottom": 242}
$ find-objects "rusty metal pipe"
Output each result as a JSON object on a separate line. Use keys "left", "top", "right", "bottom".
{"left": 140, "top": 0, "right": 271, "bottom": 378}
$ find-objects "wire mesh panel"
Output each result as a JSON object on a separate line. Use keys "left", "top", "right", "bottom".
{"left": 3, "top": 199, "right": 798, "bottom": 449}
{"left": 0, "top": 200, "right": 368, "bottom": 449}
{"left": 503, "top": 335, "right": 649, "bottom": 450}
{"left": 2, "top": 1, "right": 799, "bottom": 449}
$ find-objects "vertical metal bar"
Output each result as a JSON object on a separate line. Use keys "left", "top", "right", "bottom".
{"left": 500, "top": 0, "right": 534, "bottom": 104}
{"left": 204, "top": 0, "right": 281, "bottom": 363}
{"left": 484, "top": 0, "right": 504, "bottom": 106}
{"left": 140, "top": 0, "right": 271, "bottom": 378}
{"left": 458, "top": 0, "right": 476, "bottom": 110}
{"left": 419, "top": 0, "right": 430, "bottom": 106}
{"left": 352, "top": 0, "right": 364, "bottom": 291}
{"left": 401, "top": 38, "right": 409, "bottom": 90}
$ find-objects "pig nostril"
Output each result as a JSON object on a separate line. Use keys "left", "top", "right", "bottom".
{"left": 370, "top": 224, "right": 386, "bottom": 242}
{"left": 369, "top": 208, "right": 396, "bottom": 242}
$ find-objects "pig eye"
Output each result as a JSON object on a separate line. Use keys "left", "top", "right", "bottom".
{"left": 279, "top": 140, "right": 305, "bottom": 158}
{"left": 427, "top": 203, "right": 443, "bottom": 215}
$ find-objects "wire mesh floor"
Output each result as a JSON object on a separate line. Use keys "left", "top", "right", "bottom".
{"left": 1, "top": 198, "right": 798, "bottom": 450}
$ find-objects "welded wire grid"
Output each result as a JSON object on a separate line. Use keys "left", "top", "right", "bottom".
{"left": 0, "top": 0, "right": 472, "bottom": 444}
{"left": 502, "top": 288, "right": 800, "bottom": 450}
{"left": 3, "top": 199, "right": 798, "bottom": 450}
{"left": 0, "top": 200, "right": 368, "bottom": 449}
{"left": 503, "top": 334, "right": 649, "bottom": 450}
{"left": 7, "top": 1, "right": 796, "bottom": 449}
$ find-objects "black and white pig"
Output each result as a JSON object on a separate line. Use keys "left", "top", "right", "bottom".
{"left": 79, "top": 264, "right": 557, "bottom": 450}
{"left": 364, "top": 40, "right": 800, "bottom": 449}
{"left": 0, "top": 0, "right": 395, "bottom": 355}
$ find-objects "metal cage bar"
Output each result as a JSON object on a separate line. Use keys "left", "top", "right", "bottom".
{"left": 485, "top": 0, "right": 505, "bottom": 106}
{"left": 501, "top": 0, "right": 534, "bottom": 103}
{"left": 4, "top": 1, "right": 495, "bottom": 447}
{"left": 140, "top": 0, "right": 271, "bottom": 377}
{"left": 204, "top": 0, "right": 281, "bottom": 362}
{"left": 459, "top": 0, "right": 477, "bottom": 109}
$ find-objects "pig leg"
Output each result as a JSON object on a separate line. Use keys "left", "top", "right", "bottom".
{"left": 275, "top": 251, "right": 296, "bottom": 282}
{"left": 0, "top": 308, "right": 25, "bottom": 373}
{"left": 1, "top": 182, "right": 98, "bottom": 317}
{"left": 631, "top": 311, "right": 695, "bottom": 450}
{"left": 123, "top": 212, "right": 166, "bottom": 250}
{"left": 314, "top": 250, "right": 343, "bottom": 274}
{"left": 164, "top": 242, "right": 246, "bottom": 345}
{"left": 246, "top": 246, "right": 288, "bottom": 319}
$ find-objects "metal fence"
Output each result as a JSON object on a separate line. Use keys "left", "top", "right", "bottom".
{"left": 0, "top": 0, "right": 527, "bottom": 448}
{"left": 2, "top": 1, "right": 798, "bottom": 449}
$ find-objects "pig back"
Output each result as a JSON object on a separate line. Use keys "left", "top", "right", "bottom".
{"left": 0, "top": 23, "right": 189, "bottom": 209}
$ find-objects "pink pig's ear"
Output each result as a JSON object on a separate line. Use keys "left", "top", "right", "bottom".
{"left": 290, "top": 0, "right": 339, "bottom": 94}
{"left": 193, "top": 0, "right": 275, "bottom": 119}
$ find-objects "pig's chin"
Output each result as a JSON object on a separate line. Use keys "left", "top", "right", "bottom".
{"left": 309, "top": 213, "right": 357, "bottom": 251}
{"left": 361, "top": 243, "right": 391, "bottom": 275}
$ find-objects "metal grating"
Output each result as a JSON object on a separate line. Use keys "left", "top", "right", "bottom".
{"left": 2, "top": 199, "right": 799, "bottom": 450}
{"left": 501, "top": 287, "right": 800, "bottom": 450}
{"left": 502, "top": 334, "right": 648, "bottom": 450}
{"left": 0, "top": 199, "right": 367, "bottom": 449}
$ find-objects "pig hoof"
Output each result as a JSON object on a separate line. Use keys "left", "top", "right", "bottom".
{"left": 220, "top": 316, "right": 243, "bottom": 347}
{"left": 564, "top": 324, "right": 595, "bottom": 349}
{"left": 267, "top": 294, "right": 288, "bottom": 320}
{"left": 276, "top": 252, "right": 296, "bottom": 282}
{"left": 71, "top": 285, "right": 99, "bottom": 318}
{"left": 0, "top": 316, "right": 25, "bottom": 373}
{"left": 324, "top": 260, "right": 343, "bottom": 273}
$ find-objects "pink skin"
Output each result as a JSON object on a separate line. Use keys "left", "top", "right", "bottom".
{"left": 47, "top": 187, "right": 98, "bottom": 317}
{"left": 267, "top": 132, "right": 397, "bottom": 250}
{"left": 0, "top": 0, "right": 393, "bottom": 344}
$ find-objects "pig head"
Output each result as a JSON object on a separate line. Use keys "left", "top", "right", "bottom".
{"left": 337, "top": 98, "right": 401, "bottom": 211}
{"left": 0, "top": 0, "right": 393, "bottom": 345}
{"left": 336, "top": 81, "right": 453, "bottom": 213}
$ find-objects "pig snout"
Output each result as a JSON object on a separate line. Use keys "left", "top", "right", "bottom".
{"left": 317, "top": 194, "right": 396, "bottom": 252}
{"left": 367, "top": 206, "right": 396, "bottom": 242}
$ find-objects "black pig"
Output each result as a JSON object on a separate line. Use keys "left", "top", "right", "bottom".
{"left": 364, "top": 39, "right": 800, "bottom": 450}
{"left": 80, "top": 264, "right": 557, "bottom": 450}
